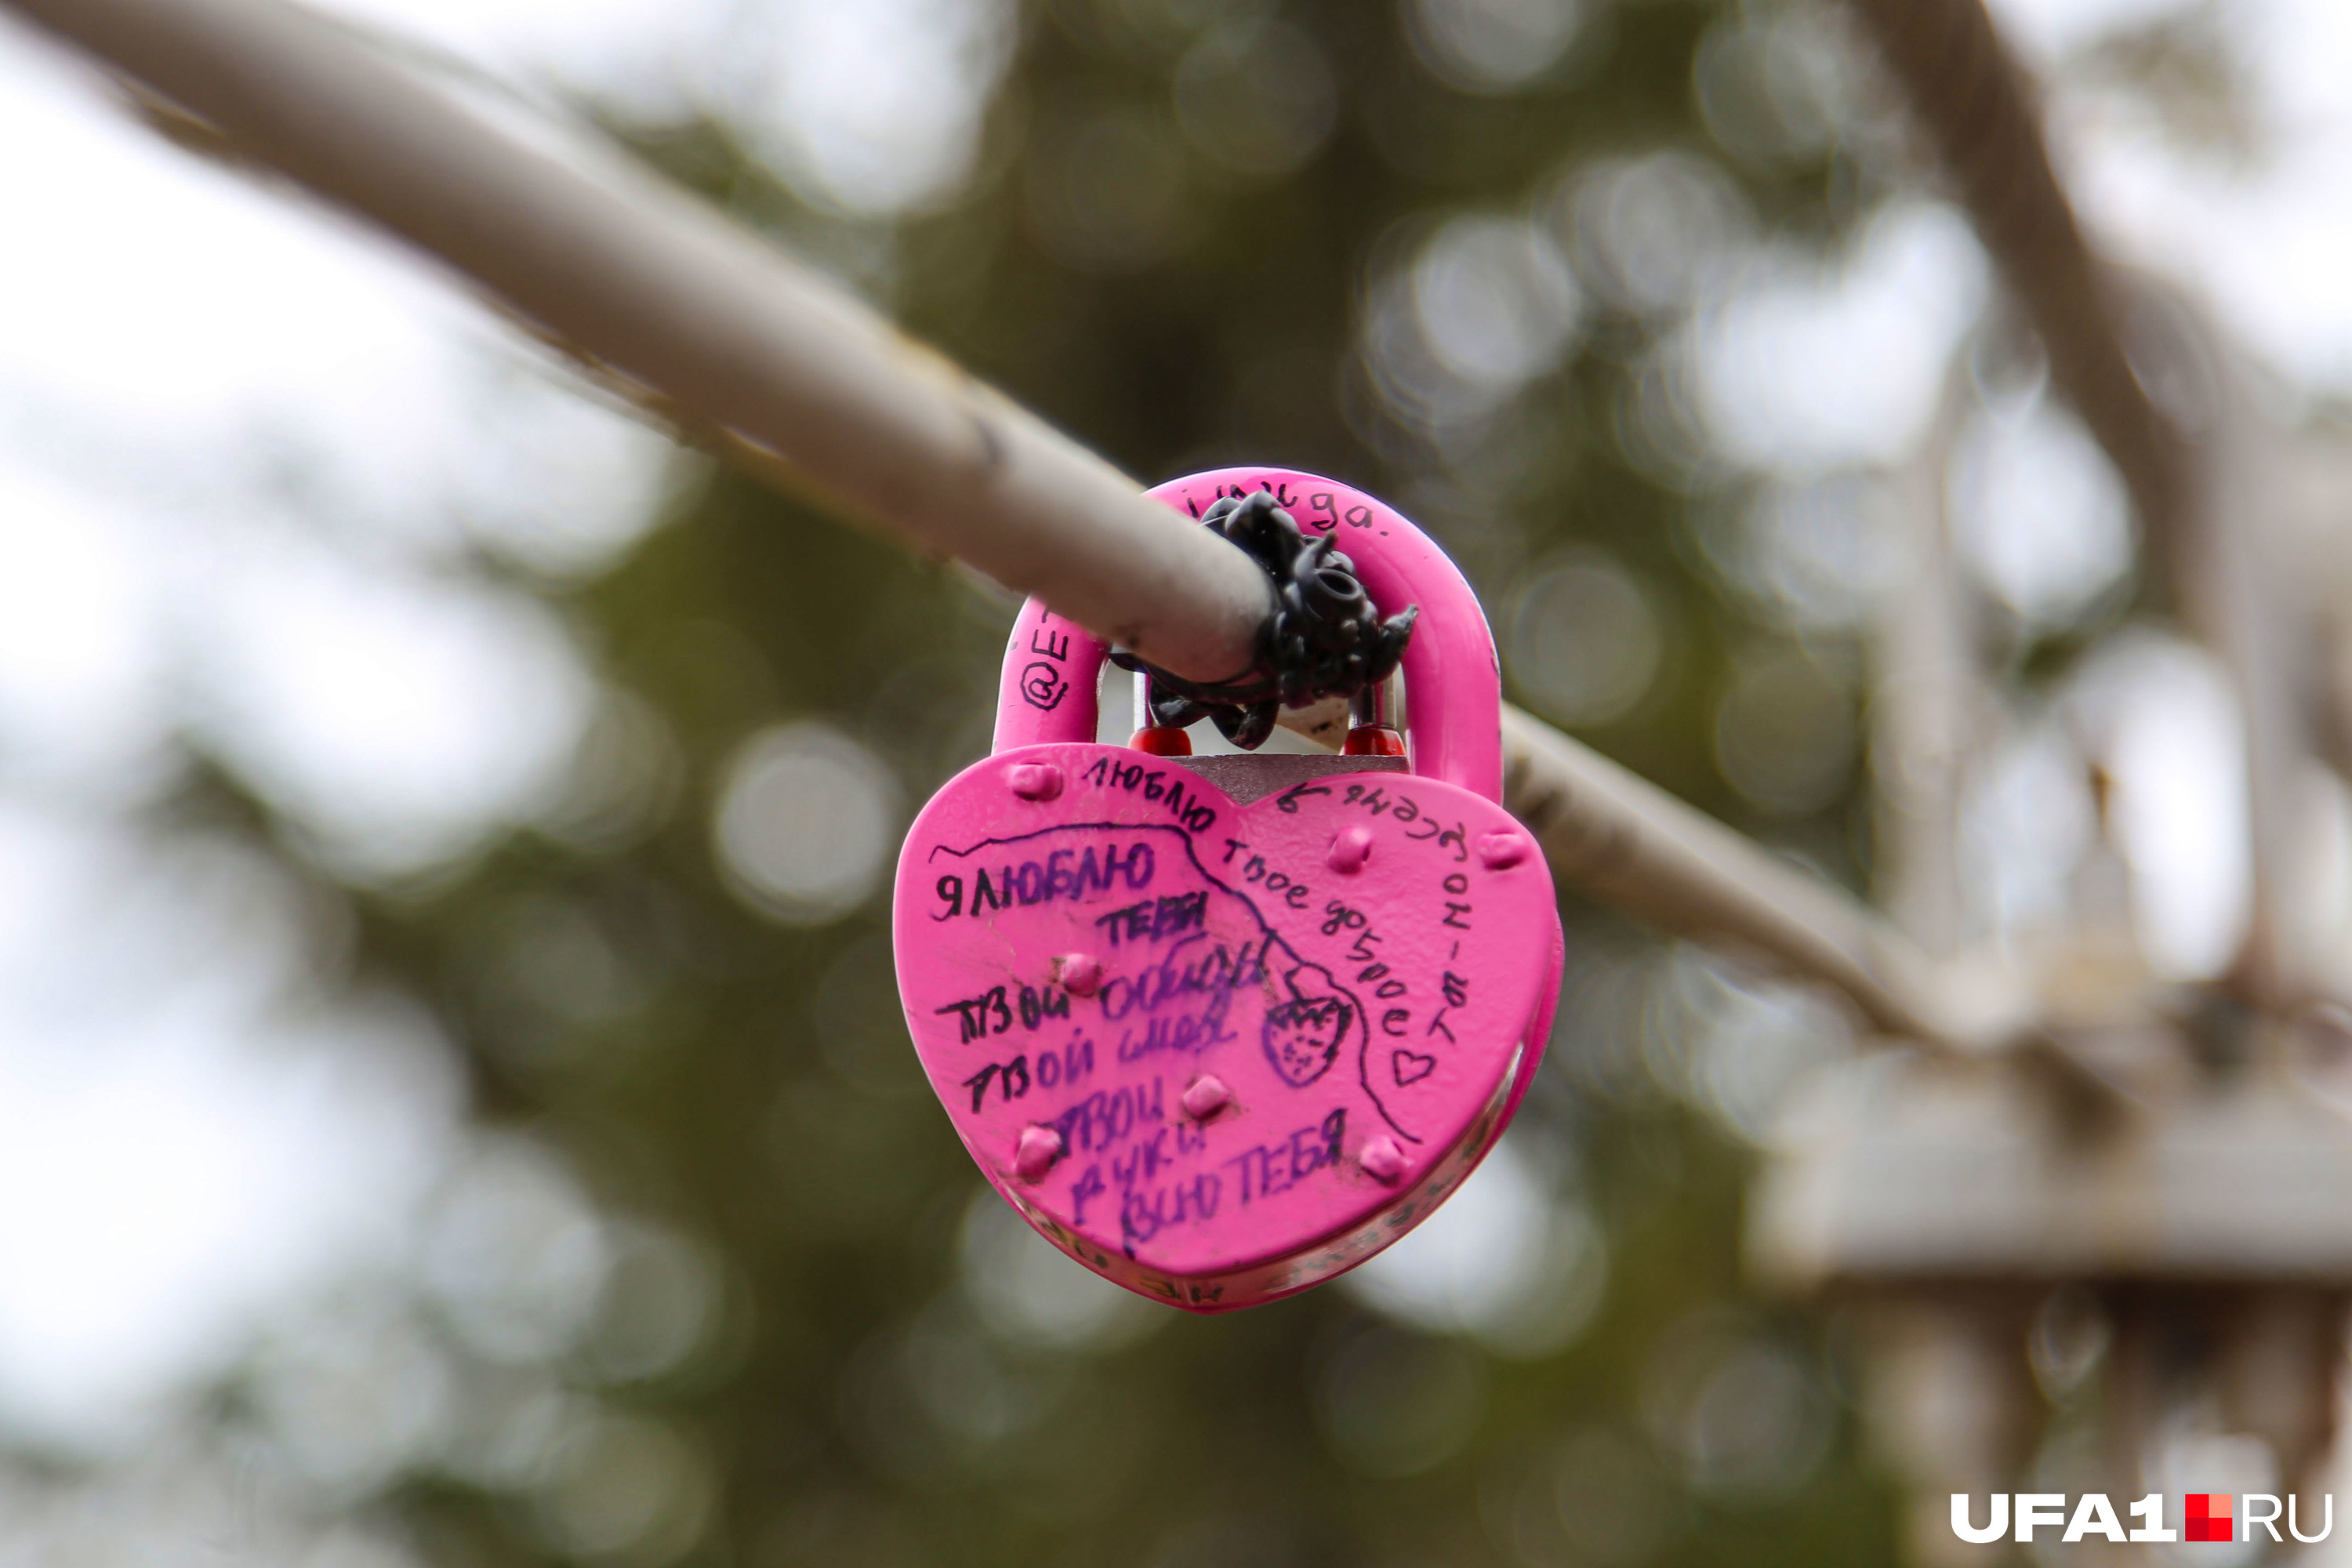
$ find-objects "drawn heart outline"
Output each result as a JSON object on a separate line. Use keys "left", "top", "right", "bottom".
{"left": 1392, "top": 1049, "right": 1437, "bottom": 1087}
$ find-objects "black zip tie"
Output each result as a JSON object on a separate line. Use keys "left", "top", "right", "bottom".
{"left": 1110, "top": 492, "right": 1418, "bottom": 750}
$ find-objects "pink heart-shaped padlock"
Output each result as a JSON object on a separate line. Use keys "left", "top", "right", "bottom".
{"left": 893, "top": 469, "right": 1563, "bottom": 1311}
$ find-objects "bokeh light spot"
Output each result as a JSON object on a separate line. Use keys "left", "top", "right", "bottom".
{"left": 1174, "top": 18, "right": 1337, "bottom": 179}
{"left": 957, "top": 1190, "right": 1164, "bottom": 1352}
{"left": 532, "top": 1408, "right": 713, "bottom": 1565}
{"left": 1406, "top": 0, "right": 1586, "bottom": 95}
{"left": 1505, "top": 549, "right": 1664, "bottom": 728}
{"left": 1343, "top": 1132, "right": 1609, "bottom": 1359}
{"left": 1023, "top": 106, "right": 1192, "bottom": 272}
{"left": 713, "top": 722, "right": 902, "bottom": 926}
{"left": 1712, "top": 651, "right": 1856, "bottom": 816}
{"left": 1314, "top": 1326, "right": 1489, "bottom": 1477}
{"left": 1562, "top": 148, "right": 1754, "bottom": 318}
{"left": 1951, "top": 396, "right": 2136, "bottom": 626}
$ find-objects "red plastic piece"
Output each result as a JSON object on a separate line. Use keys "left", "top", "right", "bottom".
{"left": 1129, "top": 726, "right": 1193, "bottom": 756}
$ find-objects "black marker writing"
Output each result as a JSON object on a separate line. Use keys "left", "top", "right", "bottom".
{"left": 935, "top": 841, "right": 1156, "bottom": 921}
{"left": 935, "top": 983, "right": 1071, "bottom": 1042}
{"left": 1222, "top": 1109, "right": 1346, "bottom": 1204}
{"left": 1019, "top": 659, "right": 1068, "bottom": 710}
{"left": 961, "top": 1052, "right": 1029, "bottom": 1112}
{"left": 1094, "top": 891, "right": 1209, "bottom": 947}
{"left": 1274, "top": 780, "right": 1333, "bottom": 815}
{"left": 1217, "top": 839, "right": 1312, "bottom": 908}
{"left": 1099, "top": 932, "right": 1274, "bottom": 1022}
{"left": 1081, "top": 757, "right": 1218, "bottom": 834}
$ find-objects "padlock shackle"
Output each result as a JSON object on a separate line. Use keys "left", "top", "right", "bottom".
{"left": 990, "top": 469, "right": 1504, "bottom": 803}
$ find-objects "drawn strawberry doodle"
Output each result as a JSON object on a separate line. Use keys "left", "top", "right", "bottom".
{"left": 1262, "top": 968, "right": 1352, "bottom": 1087}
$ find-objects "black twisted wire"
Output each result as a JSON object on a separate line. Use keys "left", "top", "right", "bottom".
{"left": 1109, "top": 492, "right": 1417, "bottom": 750}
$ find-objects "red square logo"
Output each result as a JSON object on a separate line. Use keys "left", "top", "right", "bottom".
{"left": 2186, "top": 1494, "right": 2234, "bottom": 1543}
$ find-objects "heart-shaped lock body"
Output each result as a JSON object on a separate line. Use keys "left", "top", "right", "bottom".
{"left": 892, "top": 469, "right": 1563, "bottom": 1311}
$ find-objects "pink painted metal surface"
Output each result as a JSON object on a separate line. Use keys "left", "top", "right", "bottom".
{"left": 898, "top": 470, "right": 1563, "bottom": 1312}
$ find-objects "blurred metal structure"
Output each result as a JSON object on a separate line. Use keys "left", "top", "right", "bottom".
{"left": 1842, "top": 0, "right": 2190, "bottom": 551}
{"left": 11, "top": 0, "right": 2352, "bottom": 1559}
{"left": 1755, "top": 2, "right": 2352, "bottom": 1561}
{"left": 1843, "top": 0, "right": 2307, "bottom": 1018}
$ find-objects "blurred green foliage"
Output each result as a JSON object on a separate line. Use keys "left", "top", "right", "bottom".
{"left": 339, "top": 1, "right": 1907, "bottom": 1562}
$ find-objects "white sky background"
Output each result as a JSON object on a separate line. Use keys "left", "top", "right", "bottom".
{"left": 0, "top": 0, "right": 1007, "bottom": 1479}
{"left": 0, "top": 0, "right": 2349, "bottom": 1530}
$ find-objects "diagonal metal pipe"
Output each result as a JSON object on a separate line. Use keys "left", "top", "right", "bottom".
{"left": 4, "top": 0, "right": 1278, "bottom": 691}
{"left": 6, "top": 0, "right": 2021, "bottom": 1054}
